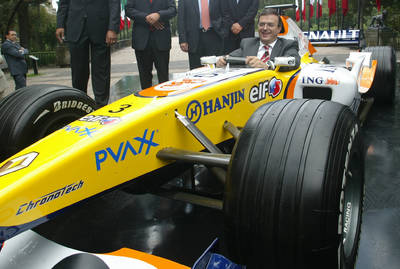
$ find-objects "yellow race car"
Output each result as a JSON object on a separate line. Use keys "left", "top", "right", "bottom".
{"left": 0, "top": 6, "right": 397, "bottom": 268}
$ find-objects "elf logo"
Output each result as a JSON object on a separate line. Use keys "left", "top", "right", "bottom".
{"left": 249, "top": 78, "right": 282, "bottom": 103}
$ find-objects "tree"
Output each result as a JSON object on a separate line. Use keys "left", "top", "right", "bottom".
{"left": 1, "top": 0, "right": 49, "bottom": 46}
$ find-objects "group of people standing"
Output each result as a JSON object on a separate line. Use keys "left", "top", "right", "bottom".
{"left": 54, "top": 0, "right": 263, "bottom": 108}
{"left": 2, "top": 0, "right": 300, "bottom": 109}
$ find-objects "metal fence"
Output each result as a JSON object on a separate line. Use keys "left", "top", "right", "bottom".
{"left": 25, "top": 51, "right": 56, "bottom": 68}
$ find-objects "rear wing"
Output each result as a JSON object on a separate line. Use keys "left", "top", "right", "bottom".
{"left": 304, "top": 30, "right": 360, "bottom": 45}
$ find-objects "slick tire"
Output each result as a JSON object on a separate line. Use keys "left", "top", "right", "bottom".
{"left": 224, "top": 99, "right": 364, "bottom": 269}
{"left": 363, "top": 46, "right": 397, "bottom": 104}
{"left": 0, "top": 85, "right": 96, "bottom": 161}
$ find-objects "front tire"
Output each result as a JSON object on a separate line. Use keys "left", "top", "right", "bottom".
{"left": 363, "top": 46, "right": 397, "bottom": 104}
{"left": 0, "top": 85, "right": 96, "bottom": 161}
{"left": 224, "top": 99, "right": 364, "bottom": 268}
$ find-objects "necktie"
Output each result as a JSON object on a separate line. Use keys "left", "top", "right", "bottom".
{"left": 260, "top": 45, "right": 270, "bottom": 63}
{"left": 201, "top": 0, "right": 210, "bottom": 30}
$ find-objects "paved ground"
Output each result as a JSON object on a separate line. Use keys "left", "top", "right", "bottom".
{"left": 0, "top": 37, "right": 389, "bottom": 100}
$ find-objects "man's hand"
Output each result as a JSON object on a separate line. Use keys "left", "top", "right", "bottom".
{"left": 152, "top": 21, "right": 165, "bottom": 30}
{"left": 146, "top": 13, "right": 161, "bottom": 25}
{"left": 231, "top": 23, "right": 243, "bottom": 35}
{"left": 106, "top": 30, "right": 118, "bottom": 46}
{"left": 216, "top": 56, "right": 227, "bottom": 67}
{"left": 180, "top": 43, "right": 189, "bottom": 52}
{"left": 245, "top": 56, "right": 267, "bottom": 68}
{"left": 55, "top": 28, "right": 65, "bottom": 44}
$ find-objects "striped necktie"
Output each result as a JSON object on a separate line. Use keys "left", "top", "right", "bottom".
{"left": 260, "top": 45, "right": 270, "bottom": 63}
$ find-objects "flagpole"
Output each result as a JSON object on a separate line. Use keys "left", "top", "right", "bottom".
{"left": 308, "top": 0, "right": 311, "bottom": 32}
{"left": 329, "top": 8, "right": 331, "bottom": 30}
{"left": 357, "top": 0, "right": 361, "bottom": 30}
{"left": 317, "top": 1, "right": 320, "bottom": 31}
{"left": 336, "top": 0, "right": 339, "bottom": 30}
{"left": 300, "top": 1, "right": 303, "bottom": 29}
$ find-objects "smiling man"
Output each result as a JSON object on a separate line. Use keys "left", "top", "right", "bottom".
{"left": 217, "top": 8, "right": 300, "bottom": 71}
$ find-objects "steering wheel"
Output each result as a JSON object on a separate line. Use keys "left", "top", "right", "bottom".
{"left": 225, "top": 56, "right": 247, "bottom": 65}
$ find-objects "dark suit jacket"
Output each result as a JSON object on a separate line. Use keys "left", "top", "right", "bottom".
{"left": 1, "top": 40, "right": 28, "bottom": 76}
{"left": 230, "top": 37, "right": 301, "bottom": 71}
{"left": 56, "top": 0, "right": 121, "bottom": 44}
{"left": 222, "top": 0, "right": 259, "bottom": 38}
{"left": 126, "top": 0, "right": 176, "bottom": 51}
{"left": 178, "top": 0, "right": 225, "bottom": 53}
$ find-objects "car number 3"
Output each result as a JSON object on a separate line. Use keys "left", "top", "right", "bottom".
{"left": 108, "top": 104, "right": 132, "bottom": 113}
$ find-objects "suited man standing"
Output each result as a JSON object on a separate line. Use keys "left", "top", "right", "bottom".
{"left": 222, "top": 0, "right": 259, "bottom": 54}
{"left": 1, "top": 30, "right": 29, "bottom": 90}
{"left": 217, "top": 8, "right": 300, "bottom": 72}
{"left": 126, "top": 0, "right": 176, "bottom": 89}
{"left": 178, "top": 0, "right": 225, "bottom": 69}
{"left": 56, "top": 0, "right": 120, "bottom": 108}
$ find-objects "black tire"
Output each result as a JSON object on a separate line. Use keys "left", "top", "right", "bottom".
{"left": 224, "top": 99, "right": 364, "bottom": 269}
{"left": 0, "top": 85, "right": 96, "bottom": 161}
{"left": 363, "top": 46, "right": 397, "bottom": 104}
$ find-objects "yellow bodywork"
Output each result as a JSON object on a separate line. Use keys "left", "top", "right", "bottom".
{"left": 0, "top": 66, "right": 300, "bottom": 240}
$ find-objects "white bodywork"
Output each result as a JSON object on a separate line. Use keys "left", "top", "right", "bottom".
{"left": 295, "top": 64, "right": 358, "bottom": 106}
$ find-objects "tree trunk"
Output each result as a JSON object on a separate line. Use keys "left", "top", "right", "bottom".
{"left": 17, "top": 1, "right": 30, "bottom": 48}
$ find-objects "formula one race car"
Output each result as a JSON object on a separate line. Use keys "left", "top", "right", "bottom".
{"left": 0, "top": 5, "right": 397, "bottom": 269}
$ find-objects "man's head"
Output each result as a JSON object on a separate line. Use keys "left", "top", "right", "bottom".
{"left": 257, "top": 8, "right": 282, "bottom": 45}
{"left": 5, "top": 30, "right": 17, "bottom": 42}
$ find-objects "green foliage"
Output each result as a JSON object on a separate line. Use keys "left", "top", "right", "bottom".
{"left": 0, "top": 0, "right": 56, "bottom": 51}
{"left": 0, "top": 0, "right": 15, "bottom": 38}
{"left": 28, "top": 5, "right": 57, "bottom": 51}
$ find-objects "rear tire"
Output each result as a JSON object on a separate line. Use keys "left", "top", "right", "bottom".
{"left": 363, "top": 46, "right": 397, "bottom": 104}
{"left": 224, "top": 99, "right": 364, "bottom": 268}
{"left": 0, "top": 85, "right": 96, "bottom": 161}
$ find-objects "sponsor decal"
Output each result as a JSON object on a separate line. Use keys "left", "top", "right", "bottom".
{"left": 0, "top": 152, "right": 39, "bottom": 177}
{"left": 326, "top": 78, "right": 340, "bottom": 85}
{"left": 249, "top": 78, "right": 282, "bottom": 103}
{"left": 302, "top": 76, "right": 340, "bottom": 85}
{"left": 16, "top": 180, "right": 84, "bottom": 215}
{"left": 95, "top": 129, "right": 159, "bottom": 171}
{"left": 79, "top": 115, "right": 121, "bottom": 125}
{"left": 186, "top": 89, "right": 245, "bottom": 124}
{"left": 61, "top": 125, "right": 97, "bottom": 137}
{"left": 193, "top": 73, "right": 219, "bottom": 78}
{"left": 53, "top": 100, "right": 94, "bottom": 114}
{"left": 303, "top": 30, "right": 359, "bottom": 44}
{"left": 343, "top": 202, "right": 352, "bottom": 234}
{"left": 158, "top": 78, "right": 207, "bottom": 90}
{"left": 339, "top": 124, "right": 359, "bottom": 240}
{"left": 316, "top": 66, "right": 337, "bottom": 73}
{"left": 302, "top": 76, "right": 324, "bottom": 84}
{"left": 269, "top": 78, "right": 283, "bottom": 98}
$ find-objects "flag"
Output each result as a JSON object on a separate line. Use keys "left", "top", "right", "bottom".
{"left": 302, "top": 0, "right": 306, "bottom": 22}
{"left": 317, "top": 0, "right": 323, "bottom": 18}
{"left": 120, "top": 0, "right": 126, "bottom": 30}
{"left": 127, "top": 17, "right": 131, "bottom": 29}
{"left": 376, "top": 0, "right": 381, "bottom": 11}
{"left": 310, "top": 0, "right": 314, "bottom": 18}
{"left": 328, "top": 0, "right": 336, "bottom": 16}
{"left": 342, "top": 0, "right": 348, "bottom": 16}
{"left": 296, "top": 0, "right": 300, "bottom": 21}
